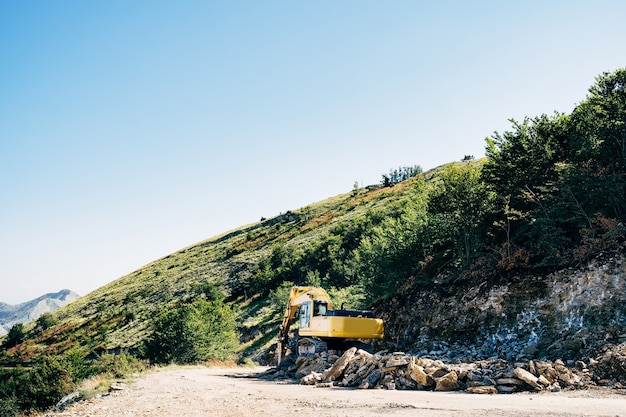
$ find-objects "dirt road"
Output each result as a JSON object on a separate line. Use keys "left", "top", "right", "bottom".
{"left": 52, "top": 366, "right": 625, "bottom": 417}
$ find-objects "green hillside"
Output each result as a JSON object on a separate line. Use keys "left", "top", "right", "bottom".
{"left": 2, "top": 68, "right": 626, "bottom": 414}
{"left": 1, "top": 165, "right": 436, "bottom": 364}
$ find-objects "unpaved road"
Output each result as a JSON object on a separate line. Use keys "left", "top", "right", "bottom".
{"left": 52, "top": 366, "right": 625, "bottom": 417}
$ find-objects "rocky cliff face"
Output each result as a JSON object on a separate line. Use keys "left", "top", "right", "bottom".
{"left": 377, "top": 250, "right": 626, "bottom": 362}
{"left": 266, "top": 251, "right": 626, "bottom": 392}
{"left": 0, "top": 289, "right": 80, "bottom": 336}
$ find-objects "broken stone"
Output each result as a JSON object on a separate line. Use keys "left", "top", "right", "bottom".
{"left": 364, "top": 368, "right": 381, "bottom": 388}
{"left": 385, "top": 355, "right": 410, "bottom": 368}
{"left": 428, "top": 367, "right": 449, "bottom": 380}
{"left": 466, "top": 385, "right": 498, "bottom": 394}
{"left": 323, "top": 347, "right": 357, "bottom": 382}
{"left": 496, "top": 378, "right": 524, "bottom": 386}
{"left": 532, "top": 360, "right": 558, "bottom": 383}
{"left": 300, "top": 372, "right": 323, "bottom": 385}
{"left": 407, "top": 358, "right": 432, "bottom": 387}
{"left": 496, "top": 385, "right": 516, "bottom": 393}
{"left": 514, "top": 367, "right": 542, "bottom": 391}
{"left": 54, "top": 391, "right": 81, "bottom": 411}
{"left": 279, "top": 339, "right": 599, "bottom": 395}
{"left": 381, "top": 373, "right": 396, "bottom": 390}
{"left": 434, "top": 371, "right": 460, "bottom": 391}
{"left": 537, "top": 375, "right": 551, "bottom": 387}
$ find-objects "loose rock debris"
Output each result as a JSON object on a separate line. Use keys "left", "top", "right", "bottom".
{"left": 261, "top": 344, "right": 626, "bottom": 394}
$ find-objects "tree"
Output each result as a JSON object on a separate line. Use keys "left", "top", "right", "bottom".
{"left": 186, "top": 299, "right": 239, "bottom": 362}
{"left": 4, "top": 323, "right": 25, "bottom": 348}
{"left": 481, "top": 114, "right": 574, "bottom": 264}
{"left": 381, "top": 165, "right": 423, "bottom": 187}
{"left": 356, "top": 192, "right": 430, "bottom": 301}
{"left": 482, "top": 114, "right": 569, "bottom": 215}
{"left": 569, "top": 68, "right": 626, "bottom": 220}
{"left": 141, "top": 307, "right": 189, "bottom": 364}
{"left": 426, "top": 163, "right": 496, "bottom": 276}
{"left": 0, "top": 395, "right": 19, "bottom": 417}
{"left": 480, "top": 69, "right": 626, "bottom": 267}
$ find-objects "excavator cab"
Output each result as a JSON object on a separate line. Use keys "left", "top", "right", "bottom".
{"left": 298, "top": 300, "right": 329, "bottom": 331}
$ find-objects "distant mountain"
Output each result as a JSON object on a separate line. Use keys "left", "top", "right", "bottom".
{"left": 0, "top": 289, "right": 80, "bottom": 336}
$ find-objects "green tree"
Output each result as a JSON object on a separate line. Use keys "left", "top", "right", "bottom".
{"left": 4, "top": 323, "right": 25, "bottom": 348}
{"left": 569, "top": 68, "right": 626, "bottom": 220}
{"left": 381, "top": 165, "right": 423, "bottom": 187}
{"left": 268, "top": 281, "right": 295, "bottom": 316}
{"left": 482, "top": 114, "right": 574, "bottom": 264}
{"left": 0, "top": 395, "right": 19, "bottom": 417}
{"left": 427, "top": 163, "right": 495, "bottom": 273}
{"left": 141, "top": 307, "right": 189, "bottom": 364}
{"left": 356, "top": 191, "right": 430, "bottom": 301}
{"left": 483, "top": 114, "right": 569, "bottom": 212}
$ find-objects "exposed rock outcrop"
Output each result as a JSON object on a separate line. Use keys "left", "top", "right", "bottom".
{"left": 376, "top": 252, "right": 626, "bottom": 363}
{"left": 261, "top": 252, "right": 626, "bottom": 392}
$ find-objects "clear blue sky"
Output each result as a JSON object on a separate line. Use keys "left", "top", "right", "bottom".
{"left": 1, "top": 1, "right": 625, "bottom": 305}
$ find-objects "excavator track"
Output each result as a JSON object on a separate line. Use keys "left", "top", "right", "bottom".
{"left": 297, "top": 337, "right": 328, "bottom": 356}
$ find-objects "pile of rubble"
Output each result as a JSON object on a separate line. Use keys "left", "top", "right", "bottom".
{"left": 590, "top": 343, "right": 626, "bottom": 386}
{"left": 264, "top": 347, "right": 601, "bottom": 394}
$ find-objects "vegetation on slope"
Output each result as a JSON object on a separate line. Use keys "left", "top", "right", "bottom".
{"left": 1, "top": 68, "right": 625, "bottom": 414}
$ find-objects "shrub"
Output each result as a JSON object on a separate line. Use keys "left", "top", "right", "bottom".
{"left": 22, "top": 356, "right": 73, "bottom": 412}
{"left": 142, "top": 298, "right": 239, "bottom": 364}
{"left": 63, "top": 348, "right": 97, "bottom": 381}
{"left": 35, "top": 313, "right": 56, "bottom": 332}
{"left": 0, "top": 396, "right": 19, "bottom": 417}
{"left": 95, "top": 351, "right": 145, "bottom": 378}
{"left": 268, "top": 281, "right": 294, "bottom": 316}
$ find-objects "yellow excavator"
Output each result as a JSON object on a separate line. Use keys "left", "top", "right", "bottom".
{"left": 276, "top": 286, "right": 384, "bottom": 364}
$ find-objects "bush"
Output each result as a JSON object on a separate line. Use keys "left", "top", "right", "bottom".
{"left": 35, "top": 313, "right": 56, "bottom": 332}
{"left": 62, "top": 349, "right": 97, "bottom": 381}
{"left": 187, "top": 299, "right": 239, "bottom": 362}
{"left": 95, "top": 351, "right": 145, "bottom": 378}
{"left": 142, "top": 298, "right": 240, "bottom": 364}
{"left": 267, "top": 281, "right": 294, "bottom": 316}
{"left": 141, "top": 307, "right": 188, "bottom": 364}
{"left": 328, "top": 285, "right": 368, "bottom": 310}
{"left": 22, "top": 356, "right": 73, "bottom": 412}
{"left": 0, "top": 396, "right": 19, "bottom": 417}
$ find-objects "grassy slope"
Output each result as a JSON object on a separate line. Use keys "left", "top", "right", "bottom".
{"left": 1, "top": 162, "right": 466, "bottom": 364}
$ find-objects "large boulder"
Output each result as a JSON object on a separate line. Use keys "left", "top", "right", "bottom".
{"left": 514, "top": 367, "right": 542, "bottom": 391}
{"left": 323, "top": 347, "right": 357, "bottom": 382}
{"left": 434, "top": 371, "right": 460, "bottom": 391}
